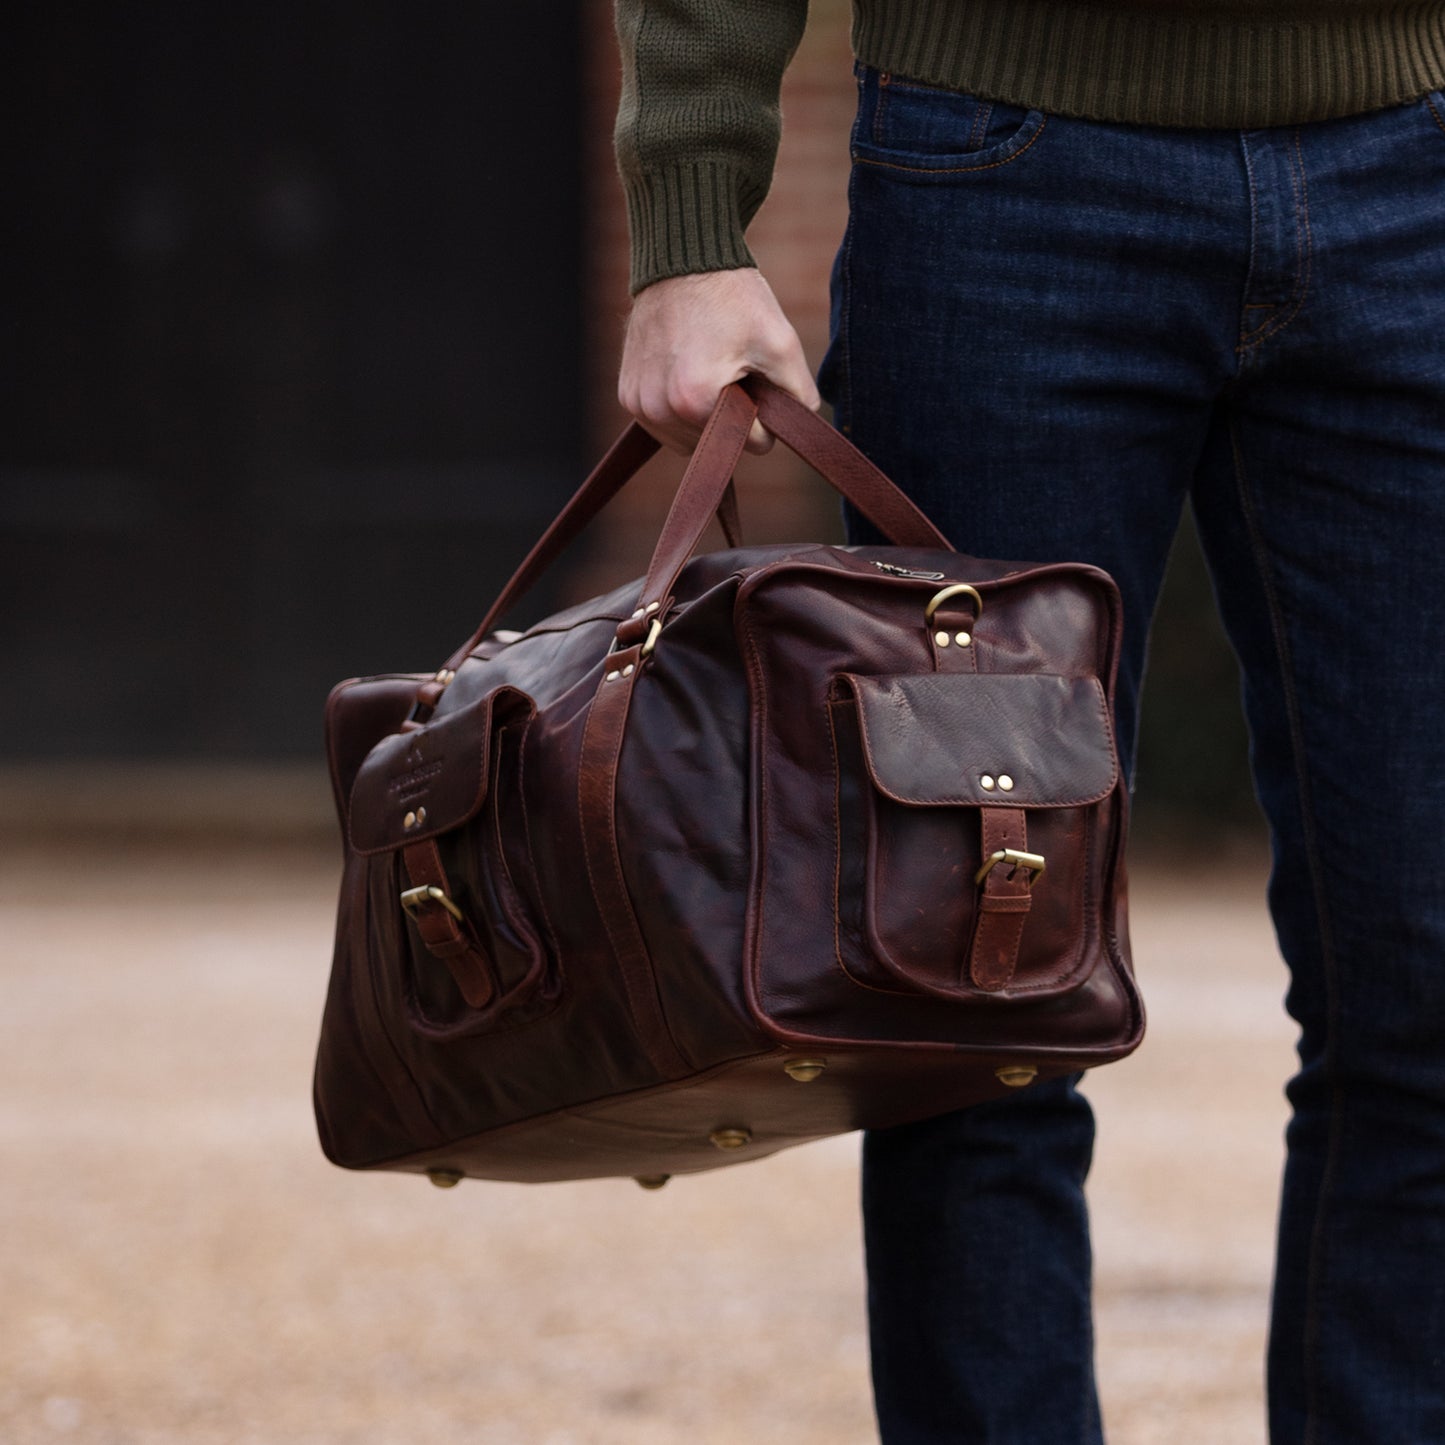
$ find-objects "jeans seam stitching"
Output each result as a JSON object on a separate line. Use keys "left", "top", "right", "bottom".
{"left": 1236, "top": 132, "right": 1267, "bottom": 351}
{"left": 852, "top": 115, "right": 1048, "bottom": 175}
{"left": 1238, "top": 129, "right": 1314, "bottom": 353}
{"left": 1427, "top": 92, "right": 1445, "bottom": 135}
{"left": 1228, "top": 420, "right": 1342, "bottom": 1445}
{"left": 969, "top": 100, "right": 993, "bottom": 151}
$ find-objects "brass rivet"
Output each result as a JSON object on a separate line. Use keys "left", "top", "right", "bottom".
{"left": 403, "top": 811, "right": 418, "bottom": 829}
{"left": 980, "top": 776, "right": 996, "bottom": 791}
{"left": 634, "top": 1174, "right": 671, "bottom": 1190}
{"left": 709, "top": 1127, "right": 752, "bottom": 1151}
{"left": 415, "top": 806, "right": 428, "bottom": 825}
{"left": 995, "top": 1066, "right": 1038, "bottom": 1089}
{"left": 934, "top": 630, "right": 951, "bottom": 647}
{"left": 622, "top": 664, "right": 635, "bottom": 678}
{"left": 998, "top": 775, "right": 1014, "bottom": 792}
{"left": 434, "top": 668, "right": 455, "bottom": 685}
{"left": 784, "top": 1058, "right": 827, "bottom": 1083}
{"left": 631, "top": 607, "right": 645, "bottom": 619}
{"left": 644, "top": 601, "right": 660, "bottom": 614}
{"left": 427, "top": 1168, "right": 464, "bottom": 1188}
{"left": 955, "top": 632, "right": 972, "bottom": 647}
{"left": 605, "top": 669, "right": 621, "bottom": 683}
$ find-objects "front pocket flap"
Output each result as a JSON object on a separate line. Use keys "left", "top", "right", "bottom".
{"left": 843, "top": 673, "right": 1118, "bottom": 807}
{"left": 347, "top": 685, "right": 534, "bottom": 855}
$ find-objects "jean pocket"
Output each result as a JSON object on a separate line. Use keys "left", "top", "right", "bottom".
{"left": 1427, "top": 89, "right": 1445, "bottom": 137}
{"left": 851, "top": 66, "right": 1046, "bottom": 175}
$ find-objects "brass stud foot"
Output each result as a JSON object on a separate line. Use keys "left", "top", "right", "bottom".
{"left": 427, "top": 1168, "right": 465, "bottom": 1188}
{"left": 634, "top": 1174, "right": 671, "bottom": 1190}
{"left": 995, "top": 1066, "right": 1039, "bottom": 1089}
{"left": 709, "top": 1127, "right": 752, "bottom": 1151}
{"left": 784, "top": 1058, "right": 828, "bottom": 1083}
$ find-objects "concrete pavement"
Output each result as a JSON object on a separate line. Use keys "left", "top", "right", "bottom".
{"left": 0, "top": 839, "right": 1293, "bottom": 1443}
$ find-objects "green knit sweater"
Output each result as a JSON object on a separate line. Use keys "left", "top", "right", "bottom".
{"left": 614, "top": 0, "right": 1445, "bottom": 292}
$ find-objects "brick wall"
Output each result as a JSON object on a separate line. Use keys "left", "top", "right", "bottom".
{"left": 574, "top": 0, "right": 856, "bottom": 602}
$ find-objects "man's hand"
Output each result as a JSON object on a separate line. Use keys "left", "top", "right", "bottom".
{"left": 618, "top": 268, "right": 822, "bottom": 455}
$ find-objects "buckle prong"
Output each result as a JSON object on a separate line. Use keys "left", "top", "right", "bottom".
{"left": 607, "top": 614, "right": 664, "bottom": 663}
{"left": 400, "top": 884, "right": 465, "bottom": 923}
{"left": 974, "top": 849, "right": 1047, "bottom": 887}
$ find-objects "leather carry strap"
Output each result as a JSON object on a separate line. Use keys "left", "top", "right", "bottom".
{"left": 743, "top": 377, "right": 953, "bottom": 552}
{"left": 402, "top": 839, "right": 496, "bottom": 1008}
{"left": 578, "top": 654, "right": 691, "bottom": 1078}
{"left": 571, "top": 385, "right": 765, "bottom": 1081}
{"left": 969, "top": 810, "right": 1036, "bottom": 992}
{"left": 628, "top": 385, "right": 762, "bottom": 623}
{"left": 452, "top": 426, "right": 744, "bottom": 661}
{"left": 443, "top": 377, "right": 955, "bottom": 673}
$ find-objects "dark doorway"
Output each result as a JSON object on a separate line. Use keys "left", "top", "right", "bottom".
{"left": 4, "top": 3, "right": 585, "bottom": 758}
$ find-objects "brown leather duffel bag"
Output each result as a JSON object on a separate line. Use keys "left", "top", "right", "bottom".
{"left": 314, "top": 378, "right": 1143, "bottom": 1189}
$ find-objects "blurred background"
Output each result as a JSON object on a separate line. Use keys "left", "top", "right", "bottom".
{"left": 2, "top": 0, "right": 1259, "bottom": 842}
{"left": 3, "top": 5, "right": 1286, "bottom": 1444}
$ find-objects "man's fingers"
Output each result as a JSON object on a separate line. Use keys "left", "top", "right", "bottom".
{"left": 623, "top": 377, "right": 700, "bottom": 455}
{"left": 747, "top": 326, "right": 823, "bottom": 416}
{"left": 744, "top": 417, "right": 776, "bottom": 455}
{"left": 617, "top": 268, "right": 818, "bottom": 456}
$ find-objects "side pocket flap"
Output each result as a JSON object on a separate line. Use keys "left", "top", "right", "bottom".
{"left": 347, "top": 685, "right": 534, "bottom": 855}
{"left": 843, "top": 673, "right": 1119, "bottom": 808}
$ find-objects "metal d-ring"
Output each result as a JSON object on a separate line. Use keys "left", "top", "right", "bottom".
{"left": 924, "top": 583, "right": 983, "bottom": 627}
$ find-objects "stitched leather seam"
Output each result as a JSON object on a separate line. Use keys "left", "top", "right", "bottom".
{"left": 737, "top": 613, "right": 777, "bottom": 1026}
{"left": 641, "top": 388, "right": 756, "bottom": 607}
{"left": 577, "top": 671, "right": 690, "bottom": 1075}
{"left": 347, "top": 692, "right": 496, "bottom": 857}
{"left": 827, "top": 688, "right": 1087, "bottom": 1001}
{"left": 515, "top": 715, "right": 564, "bottom": 971}
{"left": 847, "top": 675, "right": 1119, "bottom": 807}
{"left": 486, "top": 729, "right": 550, "bottom": 987}
{"left": 825, "top": 692, "right": 862, "bottom": 992}
{"left": 604, "top": 690, "right": 692, "bottom": 1070}
{"left": 359, "top": 862, "right": 445, "bottom": 1138}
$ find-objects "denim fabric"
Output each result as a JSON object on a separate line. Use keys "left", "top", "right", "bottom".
{"left": 820, "top": 65, "right": 1445, "bottom": 1445}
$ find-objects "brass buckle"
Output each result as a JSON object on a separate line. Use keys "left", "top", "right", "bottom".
{"left": 924, "top": 583, "right": 983, "bottom": 626}
{"left": 974, "top": 849, "right": 1047, "bottom": 887}
{"left": 400, "top": 885, "right": 465, "bottom": 923}
{"left": 606, "top": 615, "right": 664, "bottom": 662}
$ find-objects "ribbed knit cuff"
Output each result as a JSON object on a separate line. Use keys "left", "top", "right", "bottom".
{"left": 624, "top": 160, "right": 766, "bottom": 295}
{"left": 854, "top": 0, "right": 1445, "bottom": 128}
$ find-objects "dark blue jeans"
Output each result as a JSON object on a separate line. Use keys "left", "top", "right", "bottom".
{"left": 820, "top": 66, "right": 1445, "bottom": 1445}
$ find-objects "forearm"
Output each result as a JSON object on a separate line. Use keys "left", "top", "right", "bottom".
{"left": 614, "top": 0, "right": 809, "bottom": 294}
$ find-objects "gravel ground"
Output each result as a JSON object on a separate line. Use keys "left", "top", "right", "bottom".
{"left": 1, "top": 839, "right": 1294, "bottom": 1444}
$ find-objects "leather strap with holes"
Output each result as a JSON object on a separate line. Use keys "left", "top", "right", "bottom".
{"left": 402, "top": 840, "right": 495, "bottom": 1008}
{"left": 969, "top": 810, "right": 1034, "bottom": 991}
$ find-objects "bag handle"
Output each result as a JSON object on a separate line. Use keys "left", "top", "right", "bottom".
{"left": 442, "top": 376, "right": 954, "bottom": 672}
{"left": 450, "top": 423, "right": 743, "bottom": 654}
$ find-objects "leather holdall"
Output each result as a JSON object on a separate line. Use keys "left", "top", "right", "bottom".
{"left": 313, "top": 378, "right": 1144, "bottom": 1190}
